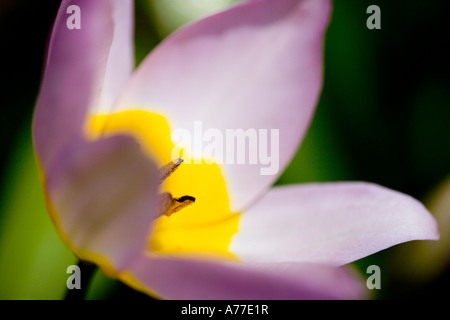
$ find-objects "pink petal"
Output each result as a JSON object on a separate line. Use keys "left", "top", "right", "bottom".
{"left": 95, "top": 0, "right": 135, "bottom": 114}
{"left": 33, "top": 0, "right": 134, "bottom": 171}
{"left": 120, "top": 254, "right": 366, "bottom": 300}
{"left": 230, "top": 182, "right": 439, "bottom": 266}
{"left": 116, "top": 0, "right": 331, "bottom": 211}
{"left": 45, "top": 136, "right": 159, "bottom": 274}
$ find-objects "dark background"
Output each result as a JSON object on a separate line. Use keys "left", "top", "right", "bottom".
{"left": 0, "top": 0, "right": 449, "bottom": 299}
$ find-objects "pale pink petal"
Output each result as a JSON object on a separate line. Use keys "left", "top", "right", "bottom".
{"left": 33, "top": 0, "right": 114, "bottom": 171}
{"left": 230, "top": 182, "right": 439, "bottom": 266}
{"left": 95, "top": 0, "right": 135, "bottom": 113}
{"left": 121, "top": 254, "right": 366, "bottom": 300}
{"left": 45, "top": 136, "right": 159, "bottom": 274}
{"left": 116, "top": 0, "right": 331, "bottom": 211}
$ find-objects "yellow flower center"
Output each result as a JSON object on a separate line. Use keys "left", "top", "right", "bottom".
{"left": 87, "top": 109, "right": 240, "bottom": 261}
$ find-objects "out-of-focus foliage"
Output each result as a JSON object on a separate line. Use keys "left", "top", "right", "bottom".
{"left": 147, "top": 0, "right": 241, "bottom": 38}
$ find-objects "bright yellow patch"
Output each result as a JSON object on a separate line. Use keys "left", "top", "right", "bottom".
{"left": 87, "top": 109, "right": 240, "bottom": 261}
{"left": 88, "top": 111, "right": 173, "bottom": 166}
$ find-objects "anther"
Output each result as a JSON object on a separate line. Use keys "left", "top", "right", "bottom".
{"left": 159, "top": 158, "right": 183, "bottom": 183}
{"left": 157, "top": 158, "right": 195, "bottom": 217}
{"left": 158, "top": 192, "right": 196, "bottom": 217}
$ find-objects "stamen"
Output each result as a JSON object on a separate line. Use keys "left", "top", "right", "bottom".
{"left": 157, "top": 158, "right": 195, "bottom": 217}
{"left": 158, "top": 192, "right": 174, "bottom": 215}
{"left": 159, "top": 158, "right": 183, "bottom": 183}
{"left": 166, "top": 195, "right": 196, "bottom": 216}
{"left": 158, "top": 192, "right": 195, "bottom": 217}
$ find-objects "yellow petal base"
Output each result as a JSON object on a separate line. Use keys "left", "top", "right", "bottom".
{"left": 88, "top": 109, "right": 241, "bottom": 261}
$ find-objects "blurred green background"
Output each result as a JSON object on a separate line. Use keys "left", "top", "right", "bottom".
{"left": 0, "top": 0, "right": 449, "bottom": 299}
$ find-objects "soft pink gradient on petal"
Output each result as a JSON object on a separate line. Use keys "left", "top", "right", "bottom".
{"left": 116, "top": 0, "right": 331, "bottom": 211}
{"left": 95, "top": 0, "right": 135, "bottom": 113}
{"left": 230, "top": 182, "right": 439, "bottom": 266}
{"left": 45, "top": 136, "right": 159, "bottom": 272}
{"left": 32, "top": 0, "right": 114, "bottom": 172}
{"left": 122, "top": 254, "right": 366, "bottom": 300}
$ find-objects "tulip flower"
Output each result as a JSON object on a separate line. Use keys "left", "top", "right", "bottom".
{"left": 33, "top": 0, "right": 438, "bottom": 299}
